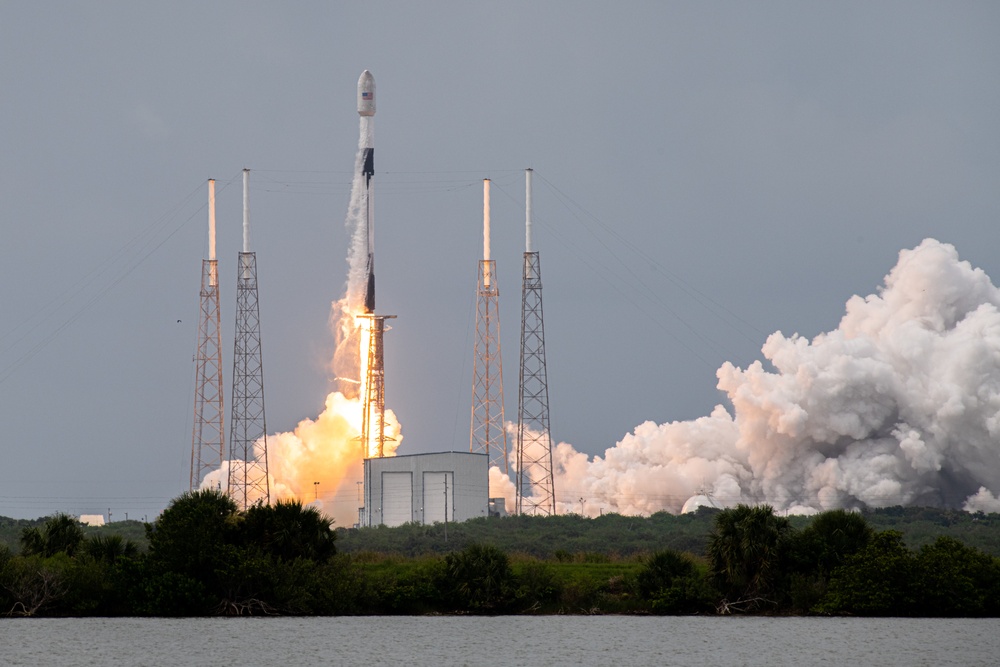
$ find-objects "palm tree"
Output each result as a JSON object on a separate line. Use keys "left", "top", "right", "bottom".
{"left": 83, "top": 534, "right": 139, "bottom": 564}
{"left": 707, "top": 504, "right": 791, "bottom": 611}
{"left": 19, "top": 514, "right": 85, "bottom": 557}
{"left": 242, "top": 500, "right": 336, "bottom": 563}
{"left": 798, "top": 509, "right": 873, "bottom": 577}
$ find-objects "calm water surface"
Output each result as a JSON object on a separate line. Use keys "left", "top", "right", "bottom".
{"left": 2, "top": 616, "right": 998, "bottom": 666}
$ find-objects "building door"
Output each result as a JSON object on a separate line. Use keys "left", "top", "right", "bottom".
{"left": 422, "top": 471, "right": 453, "bottom": 524}
{"left": 381, "top": 471, "right": 412, "bottom": 527}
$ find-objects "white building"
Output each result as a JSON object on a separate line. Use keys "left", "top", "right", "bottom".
{"left": 361, "top": 451, "right": 489, "bottom": 527}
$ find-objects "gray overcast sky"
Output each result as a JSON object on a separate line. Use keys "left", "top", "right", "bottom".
{"left": 1, "top": 2, "right": 998, "bottom": 520}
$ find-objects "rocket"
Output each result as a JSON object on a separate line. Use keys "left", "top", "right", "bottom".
{"left": 358, "top": 70, "right": 376, "bottom": 313}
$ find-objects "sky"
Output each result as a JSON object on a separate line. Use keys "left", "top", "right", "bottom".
{"left": 1, "top": 2, "right": 998, "bottom": 521}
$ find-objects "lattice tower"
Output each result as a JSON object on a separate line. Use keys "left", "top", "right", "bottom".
{"left": 190, "top": 179, "right": 224, "bottom": 491}
{"left": 516, "top": 250, "right": 556, "bottom": 515}
{"left": 359, "top": 314, "right": 395, "bottom": 458}
{"left": 190, "top": 257, "right": 224, "bottom": 490}
{"left": 471, "top": 258, "right": 508, "bottom": 472}
{"left": 227, "top": 251, "right": 270, "bottom": 509}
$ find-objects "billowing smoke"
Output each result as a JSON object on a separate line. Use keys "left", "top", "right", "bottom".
{"left": 548, "top": 239, "right": 1000, "bottom": 516}
{"left": 332, "top": 116, "right": 375, "bottom": 395}
{"left": 489, "top": 464, "right": 517, "bottom": 512}
{"left": 202, "top": 116, "right": 402, "bottom": 527}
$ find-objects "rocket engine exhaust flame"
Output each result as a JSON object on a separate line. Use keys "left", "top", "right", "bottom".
{"left": 521, "top": 238, "right": 1000, "bottom": 516}
{"left": 202, "top": 71, "right": 401, "bottom": 527}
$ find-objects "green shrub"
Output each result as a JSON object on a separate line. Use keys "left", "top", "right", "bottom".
{"left": 818, "top": 530, "right": 916, "bottom": 616}
{"left": 513, "top": 559, "right": 562, "bottom": 612}
{"left": 637, "top": 550, "right": 715, "bottom": 614}
{"left": 442, "top": 544, "right": 516, "bottom": 612}
{"left": 912, "top": 537, "right": 1000, "bottom": 616}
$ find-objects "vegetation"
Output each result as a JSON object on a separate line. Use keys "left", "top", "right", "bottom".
{"left": 1, "top": 516, "right": 148, "bottom": 553}
{"left": 3, "top": 497, "right": 1000, "bottom": 617}
{"left": 335, "top": 509, "right": 717, "bottom": 558}
{"left": 5, "top": 504, "right": 1000, "bottom": 557}
{"left": 707, "top": 504, "right": 792, "bottom": 612}
{"left": 636, "top": 550, "right": 715, "bottom": 614}
{"left": 331, "top": 505, "right": 1000, "bottom": 558}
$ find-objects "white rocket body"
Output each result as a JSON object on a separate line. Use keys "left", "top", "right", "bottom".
{"left": 358, "top": 70, "right": 376, "bottom": 313}
{"left": 357, "top": 70, "right": 375, "bottom": 117}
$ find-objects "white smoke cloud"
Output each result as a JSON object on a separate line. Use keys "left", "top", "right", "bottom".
{"left": 963, "top": 487, "right": 1000, "bottom": 513}
{"left": 489, "top": 465, "right": 516, "bottom": 513}
{"left": 332, "top": 115, "right": 375, "bottom": 393}
{"left": 548, "top": 239, "right": 1000, "bottom": 515}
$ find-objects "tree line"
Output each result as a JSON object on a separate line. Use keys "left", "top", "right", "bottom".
{"left": 2, "top": 491, "right": 999, "bottom": 616}
{"left": 334, "top": 505, "right": 1000, "bottom": 558}
{"left": 5, "top": 502, "right": 1000, "bottom": 557}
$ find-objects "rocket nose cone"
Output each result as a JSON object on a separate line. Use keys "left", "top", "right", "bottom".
{"left": 358, "top": 70, "right": 375, "bottom": 116}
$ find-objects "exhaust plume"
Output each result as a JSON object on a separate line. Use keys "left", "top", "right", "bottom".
{"left": 544, "top": 239, "right": 1000, "bottom": 516}
{"left": 202, "top": 115, "right": 401, "bottom": 527}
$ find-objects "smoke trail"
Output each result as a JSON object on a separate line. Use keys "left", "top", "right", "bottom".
{"left": 332, "top": 116, "right": 374, "bottom": 395}
{"left": 545, "top": 239, "right": 1000, "bottom": 515}
{"left": 203, "top": 116, "right": 402, "bottom": 527}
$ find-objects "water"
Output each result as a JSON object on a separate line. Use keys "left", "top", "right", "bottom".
{"left": 1, "top": 616, "right": 997, "bottom": 666}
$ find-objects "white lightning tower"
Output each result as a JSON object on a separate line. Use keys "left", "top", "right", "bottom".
{"left": 190, "top": 179, "right": 225, "bottom": 490}
{"left": 471, "top": 179, "right": 508, "bottom": 472}
{"left": 516, "top": 168, "right": 556, "bottom": 514}
{"left": 227, "top": 168, "right": 270, "bottom": 509}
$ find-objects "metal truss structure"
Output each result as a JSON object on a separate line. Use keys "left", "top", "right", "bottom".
{"left": 516, "top": 251, "right": 556, "bottom": 515}
{"left": 227, "top": 251, "right": 270, "bottom": 509}
{"left": 190, "top": 257, "right": 224, "bottom": 490}
{"left": 359, "top": 314, "right": 395, "bottom": 459}
{"left": 471, "top": 259, "right": 508, "bottom": 472}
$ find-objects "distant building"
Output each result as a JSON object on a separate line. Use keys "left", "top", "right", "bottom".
{"left": 360, "top": 451, "right": 488, "bottom": 527}
{"left": 488, "top": 497, "right": 508, "bottom": 517}
{"left": 79, "top": 514, "right": 105, "bottom": 527}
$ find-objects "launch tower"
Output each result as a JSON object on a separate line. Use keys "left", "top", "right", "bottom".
{"left": 359, "top": 314, "right": 395, "bottom": 458}
{"left": 227, "top": 169, "right": 271, "bottom": 509}
{"left": 516, "top": 169, "right": 556, "bottom": 515}
{"left": 470, "top": 179, "right": 508, "bottom": 472}
{"left": 190, "top": 179, "right": 225, "bottom": 490}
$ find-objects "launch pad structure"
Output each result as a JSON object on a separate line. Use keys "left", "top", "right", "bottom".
{"left": 227, "top": 169, "right": 271, "bottom": 509}
{"left": 470, "top": 179, "right": 509, "bottom": 472}
{"left": 188, "top": 74, "right": 563, "bottom": 522}
{"left": 190, "top": 179, "right": 225, "bottom": 491}
{"left": 358, "top": 313, "right": 396, "bottom": 459}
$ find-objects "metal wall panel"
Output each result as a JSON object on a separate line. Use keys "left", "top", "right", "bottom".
{"left": 365, "top": 452, "right": 488, "bottom": 527}
{"left": 422, "top": 471, "right": 454, "bottom": 524}
{"left": 381, "top": 471, "right": 412, "bottom": 527}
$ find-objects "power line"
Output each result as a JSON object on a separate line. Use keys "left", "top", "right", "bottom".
{"left": 0, "top": 174, "right": 242, "bottom": 384}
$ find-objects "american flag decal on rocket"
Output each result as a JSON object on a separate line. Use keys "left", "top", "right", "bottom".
{"left": 358, "top": 71, "right": 376, "bottom": 117}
